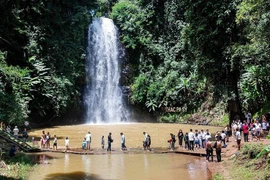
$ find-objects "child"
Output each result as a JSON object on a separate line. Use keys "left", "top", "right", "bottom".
{"left": 53, "top": 135, "right": 57, "bottom": 150}
{"left": 101, "top": 136, "right": 105, "bottom": 149}
{"left": 82, "top": 138, "right": 87, "bottom": 150}
{"left": 65, "top": 137, "right": 69, "bottom": 151}
{"left": 167, "top": 139, "right": 172, "bottom": 149}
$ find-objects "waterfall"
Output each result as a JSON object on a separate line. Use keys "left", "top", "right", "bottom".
{"left": 84, "top": 17, "right": 129, "bottom": 124}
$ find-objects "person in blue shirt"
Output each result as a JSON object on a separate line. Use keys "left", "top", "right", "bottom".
{"left": 9, "top": 145, "right": 17, "bottom": 157}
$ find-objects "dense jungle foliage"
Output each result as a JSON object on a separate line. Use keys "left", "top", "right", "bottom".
{"left": 0, "top": 0, "right": 98, "bottom": 125}
{"left": 1, "top": 0, "right": 270, "bottom": 125}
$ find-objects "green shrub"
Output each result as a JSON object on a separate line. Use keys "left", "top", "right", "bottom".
{"left": 159, "top": 113, "right": 179, "bottom": 123}
{"left": 7, "top": 153, "right": 33, "bottom": 165}
{"left": 256, "top": 145, "right": 270, "bottom": 164}
{"left": 253, "top": 101, "right": 270, "bottom": 119}
{"left": 241, "top": 143, "right": 264, "bottom": 159}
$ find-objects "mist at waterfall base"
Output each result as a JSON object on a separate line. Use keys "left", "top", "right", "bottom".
{"left": 84, "top": 17, "right": 135, "bottom": 124}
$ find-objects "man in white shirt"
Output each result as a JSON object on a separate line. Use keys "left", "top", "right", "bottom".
{"left": 221, "top": 130, "right": 227, "bottom": 147}
{"left": 205, "top": 132, "right": 212, "bottom": 142}
{"left": 13, "top": 126, "right": 19, "bottom": 138}
{"left": 198, "top": 132, "right": 202, "bottom": 148}
{"left": 235, "top": 128, "right": 241, "bottom": 150}
{"left": 201, "top": 129, "right": 206, "bottom": 148}
{"left": 85, "top": 132, "right": 91, "bottom": 150}
{"left": 120, "top": 132, "right": 127, "bottom": 150}
{"left": 188, "top": 129, "right": 195, "bottom": 151}
{"left": 232, "top": 122, "right": 238, "bottom": 136}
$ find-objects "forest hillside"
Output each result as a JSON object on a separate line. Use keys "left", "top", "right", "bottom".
{"left": 1, "top": 0, "right": 270, "bottom": 126}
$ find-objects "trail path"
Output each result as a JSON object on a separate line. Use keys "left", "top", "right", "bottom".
{"left": 206, "top": 136, "right": 270, "bottom": 180}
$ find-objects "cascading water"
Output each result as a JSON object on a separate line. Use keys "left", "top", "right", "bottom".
{"left": 84, "top": 17, "right": 129, "bottom": 124}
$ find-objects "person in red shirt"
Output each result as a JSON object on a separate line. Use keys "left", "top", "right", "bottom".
{"left": 242, "top": 122, "right": 249, "bottom": 142}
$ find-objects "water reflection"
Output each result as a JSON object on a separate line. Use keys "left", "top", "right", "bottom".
{"left": 27, "top": 153, "right": 211, "bottom": 180}
{"left": 82, "top": 155, "right": 90, "bottom": 173}
{"left": 143, "top": 153, "right": 149, "bottom": 171}
{"left": 64, "top": 153, "right": 69, "bottom": 172}
{"left": 187, "top": 159, "right": 210, "bottom": 180}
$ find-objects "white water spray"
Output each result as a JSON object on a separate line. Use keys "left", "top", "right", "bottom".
{"left": 84, "top": 17, "right": 129, "bottom": 123}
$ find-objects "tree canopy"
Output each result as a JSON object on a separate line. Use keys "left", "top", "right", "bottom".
{"left": 110, "top": 0, "right": 270, "bottom": 122}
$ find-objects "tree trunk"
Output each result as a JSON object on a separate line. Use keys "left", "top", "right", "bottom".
{"left": 227, "top": 69, "right": 243, "bottom": 125}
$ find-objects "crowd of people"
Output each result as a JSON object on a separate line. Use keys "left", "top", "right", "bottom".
{"left": 166, "top": 115, "right": 269, "bottom": 163}
{"left": 1, "top": 123, "right": 29, "bottom": 141}
{"left": 36, "top": 131, "right": 151, "bottom": 152}
{"left": 168, "top": 128, "right": 215, "bottom": 151}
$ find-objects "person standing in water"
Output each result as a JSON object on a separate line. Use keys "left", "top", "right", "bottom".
{"left": 85, "top": 132, "right": 92, "bottom": 150}
{"left": 107, "top": 132, "right": 113, "bottom": 151}
{"left": 120, "top": 132, "right": 127, "bottom": 150}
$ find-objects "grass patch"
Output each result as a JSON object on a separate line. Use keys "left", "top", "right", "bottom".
{"left": 213, "top": 172, "right": 225, "bottom": 180}
{"left": 230, "top": 161, "right": 269, "bottom": 180}
{"left": 228, "top": 144, "right": 270, "bottom": 180}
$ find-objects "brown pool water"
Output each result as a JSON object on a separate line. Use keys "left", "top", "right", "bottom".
{"left": 27, "top": 152, "right": 211, "bottom": 180}
{"left": 28, "top": 123, "right": 220, "bottom": 150}
{"left": 27, "top": 123, "right": 221, "bottom": 180}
